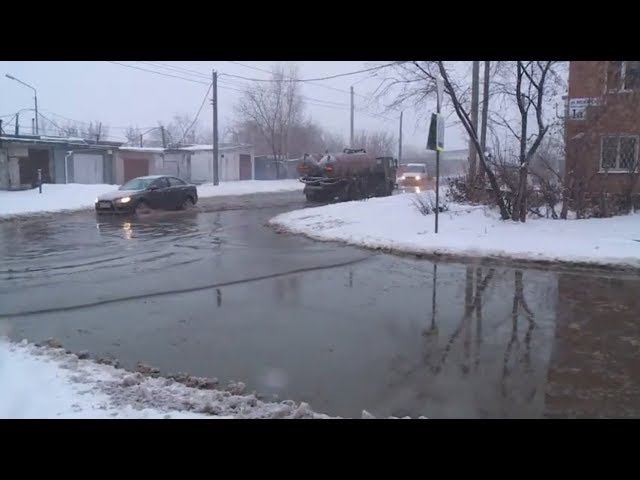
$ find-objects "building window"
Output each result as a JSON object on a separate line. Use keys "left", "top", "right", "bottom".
{"left": 606, "top": 61, "right": 640, "bottom": 92}
{"left": 624, "top": 61, "right": 640, "bottom": 90}
{"left": 607, "top": 61, "right": 622, "bottom": 92}
{"left": 601, "top": 135, "right": 639, "bottom": 171}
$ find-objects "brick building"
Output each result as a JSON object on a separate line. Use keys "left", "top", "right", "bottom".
{"left": 565, "top": 61, "right": 640, "bottom": 206}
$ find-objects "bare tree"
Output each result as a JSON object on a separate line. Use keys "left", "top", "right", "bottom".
{"left": 234, "top": 64, "right": 304, "bottom": 178}
{"left": 491, "top": 61, "right": 562, "bottom": 221}
{"left": 353, "top": 129, "right": 395, "bottom": 157}
{"left": 124, "top": 126, "right": 143, "bottom": 146}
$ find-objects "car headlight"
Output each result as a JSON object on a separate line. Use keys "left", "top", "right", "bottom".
{"left": 95, "top": 198, "right": 99, "bottom": 203}
{"left": 117, "top": 196, "right": 131, "bottom": 204}
{"left": 399, "top": 175, "right": 405, "bottom": 180}
{"left": 415, "top": 175, "right": 421, "bottom": 181}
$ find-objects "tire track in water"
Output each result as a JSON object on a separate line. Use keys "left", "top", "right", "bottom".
{"left": 0, "top": 255, "right": 371, "bottom": 318}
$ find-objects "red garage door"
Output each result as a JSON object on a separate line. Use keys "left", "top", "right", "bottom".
{"left": 123, "top": 158, "right": 149, "bottom": 182}
{"left": 239, "top": 154, "right": 252, "bottom": 180}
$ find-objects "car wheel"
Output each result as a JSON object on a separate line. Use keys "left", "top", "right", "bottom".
{"left": 135, "top": 200, "right": 152, "bottom": 216}
{"left": 181, "top": 197, "right": 194, "bottom": 210}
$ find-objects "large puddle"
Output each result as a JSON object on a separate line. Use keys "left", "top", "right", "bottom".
{"left": 1, "top": 206, "right": 639, "bottom": 418}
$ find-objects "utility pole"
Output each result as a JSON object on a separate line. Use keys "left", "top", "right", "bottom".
{"left": 350, "top": 86, "right": 354, "bottom": 148}
{"left": 479, "top": 61, "right": 490, "bottom": 184}
{"left": 32, "top": 118, "right": 35, "bottom": 135}
{"left": 161, "top": 125, "right": 166, "bottom": 148}
{"left": 5, "top": 74, "right": 38, "bottom": 134}
{"left": 398, "top": 111, "right": 403, "bottom": 162}
{"left": 0, "top": 119, "right": 3, "bottom": 135}
{"left": 212, "top": 70, "right": 219, "bottom": 186}
{"left": 34, "top": 94, "right": 38, "bottom": 135}
{"left": 469, "top": 61, "right": 480, "bottom": 184}
{"left": 15, "top": 113, "right": 19, "bottom": 135}
{"left": 139, "top": 134, "right": 143, "bottom": 147}
{"left": 96, "top": 122, "right": 102, "bottom": 143}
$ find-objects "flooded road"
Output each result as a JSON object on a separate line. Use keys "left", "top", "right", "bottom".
{"left": 1, "top": 191, "right": 639, "bottom": 418}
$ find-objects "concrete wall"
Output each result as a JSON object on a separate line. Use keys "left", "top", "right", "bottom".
{"left": 0, "top": 147, "right": 8, "bottom": 189}
{"left": 189, "top": 147, "right": 254, "bottom": 183}
{"left": 53, "top": 149, "right": 68, "bottom": 183}
{"left": 154, "top": 152, "right": 189, "bottom": 181}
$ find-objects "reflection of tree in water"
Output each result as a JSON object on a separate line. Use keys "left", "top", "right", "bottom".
{"left": 501, "top": 270, "right": 536, "bottom": 403}
{"left": 386, "top": 264, "right": 540, "bottom": 413}
{"left": 431, "top": 266, "right": 495, "bottom": 375}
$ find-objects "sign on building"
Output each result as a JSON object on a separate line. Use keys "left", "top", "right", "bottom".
{"left": 568, "top": 97, "right": 600, "bottom": 120}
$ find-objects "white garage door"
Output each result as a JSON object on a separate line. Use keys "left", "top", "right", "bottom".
{"left": 73, "top": 153, "right": 104, "bottom": 184}
{"left": 190, "top": 152, "right": 211, "bottom": 183}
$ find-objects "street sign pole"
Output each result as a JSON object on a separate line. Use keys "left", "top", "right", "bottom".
{"left": 434, "top": 76, "right": 443, "bottom": 233}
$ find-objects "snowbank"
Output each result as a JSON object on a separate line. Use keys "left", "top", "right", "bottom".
{"left": 0, "top": 180, "right": 304, "bottom": 219}
{"left": 0, "top": 183, "right": 118, "bottom": 218}
{"left": 269, "top": 193, "right": 640, "bottom": 270}
{"left": 197, "top": 179, "right": 303, "bottom": 198}
{"left": 0, "top": 338, "right": 332, "bottom": 419}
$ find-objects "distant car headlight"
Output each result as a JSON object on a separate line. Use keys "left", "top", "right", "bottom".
{"left": 95, "top": 198, "right": 99, "bottom": 203}
{"left": 399, "top": 175, "right": 406, "bottom": 180}
{"left": 117, "top": 196, "right": 131, "bottom": 204}
{"left": 415, "top": 175, "right": 421, "bottom": 181}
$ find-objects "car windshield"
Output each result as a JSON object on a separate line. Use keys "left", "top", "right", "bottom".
{"left": 119, "top": 178, "right": 155, "bottom": 190}
{"left": 405, "top": 165, "right": 425, "bottom": 173}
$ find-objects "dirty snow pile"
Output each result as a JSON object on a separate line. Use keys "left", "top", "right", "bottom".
{"left": 269, "top": 192, "right": 640, "bottom": 269}
{"left": 0, "top": 338, "right": 332, "bottom": 419}
{"left": 197, "top": 179, "right": 303, "bottom": 198}
{"left": 0, "top": 183, "right": 119, "bottom": 218}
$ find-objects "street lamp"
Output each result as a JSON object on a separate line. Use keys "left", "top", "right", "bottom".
{"left": 5, "top": 74, "right": 38, "bottom": 135}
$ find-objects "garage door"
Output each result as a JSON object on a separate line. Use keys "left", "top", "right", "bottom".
{"left": 73, "top": 153, "right": 104, "bottom": 184}
{"left": 190, "top": 152, "right": 211, "bottom": 183}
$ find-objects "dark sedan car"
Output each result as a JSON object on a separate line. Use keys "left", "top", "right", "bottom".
{"left": 95, "top": 175, "right": 198, "bottom": 215}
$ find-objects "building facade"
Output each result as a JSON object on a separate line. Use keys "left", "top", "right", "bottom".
{"left": 0, "top": 135, "right": 254, "bottom": 189}
{"left": 0, "top": 135, "right": 121, "bottom": 190}
{"left": 565, "top": 61, "right": 640, "bottom": 203}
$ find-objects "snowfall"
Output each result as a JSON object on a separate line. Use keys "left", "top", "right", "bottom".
{"left": 269, "top": 192, "right": 640, "bottom": 270}
{"left": 0, "top": 180, "right": 303, "bottom": 219}
{"left": 0, "top": 337, "right": 334, "bottom": 419}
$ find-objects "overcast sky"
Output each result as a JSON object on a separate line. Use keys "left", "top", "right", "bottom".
{"left": 0, "top": 61, "right": 469, "bottom": 152}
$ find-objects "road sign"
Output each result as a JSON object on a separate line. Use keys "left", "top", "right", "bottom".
{"left": 427, "top": 113, "right": 444, "bottom": 152}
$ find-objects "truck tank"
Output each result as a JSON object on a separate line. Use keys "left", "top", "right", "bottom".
{"left": 299, "top": 149, "right": 398, "bottom": 203}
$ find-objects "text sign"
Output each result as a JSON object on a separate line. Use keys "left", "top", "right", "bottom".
{"left": 569, "top": 97, "right": 600, "bottom": 120}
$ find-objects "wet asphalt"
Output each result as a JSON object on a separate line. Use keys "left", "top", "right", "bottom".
{"left": 1, "top": 190, "right": 639, "bottom": 418}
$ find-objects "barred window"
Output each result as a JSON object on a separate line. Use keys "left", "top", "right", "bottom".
{"left": 607, "top": 61, "right": 622, "bottom": 91}
{"left": 624, "top": 61, "right": 640, "bottom": 90}
{"left": 601, "top": 136, "right": 638, "bottom": 171}
{"left": 607, "top": 61, "right": 640, "bottom": 91}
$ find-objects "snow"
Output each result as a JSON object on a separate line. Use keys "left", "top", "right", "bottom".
{"left": 0, "top": 183, "right": 119, "bottom": 218}
{"left": 0, "top": 180, "right": 304, "bottom": 218}
{"left": 269, "top": 192, "right": 640, "bottom": 270}
{"left": 197, "top": 179, "right": 303, "bottom": 198}
{"left": 0, "top": 338, "right": 332, "bottom": 419}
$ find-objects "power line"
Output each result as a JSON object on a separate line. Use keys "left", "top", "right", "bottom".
{"left": 106, "top": 61, "right": 210, "bottom": 85}
{"left": 220, "top": 61, "right": 404, "bottom": 83}
{"left": 179, "top": 83, "right": 213, "bottom": 144}
{"left": 136, "top": 61, "right": 211, "bottom": 80}
{"left": 225, "top": 61, "right": 371, "bottom": 98}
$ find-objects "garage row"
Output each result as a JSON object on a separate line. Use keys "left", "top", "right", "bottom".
{"left": 0, "top": 135, "right": 255, "bottom": 190}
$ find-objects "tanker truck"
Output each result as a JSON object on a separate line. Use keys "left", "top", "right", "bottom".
{"left": 297, "top": 149, "right": 398, "bottom": 203}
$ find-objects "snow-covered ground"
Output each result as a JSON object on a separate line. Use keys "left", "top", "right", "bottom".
{"left": 0, "top": 180, "right": 303, "bottom": 219}
{"left": 196, "top": 179, "right": 303, "bottom": 198}
{"left": 269, "top": 192, "right": 640, "bottom": 270}
{"left": 0, "top": 338, "right": 331, "bottom": 419}
{"left": 0, "top": 183, "right": 119, "bottom": 218}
